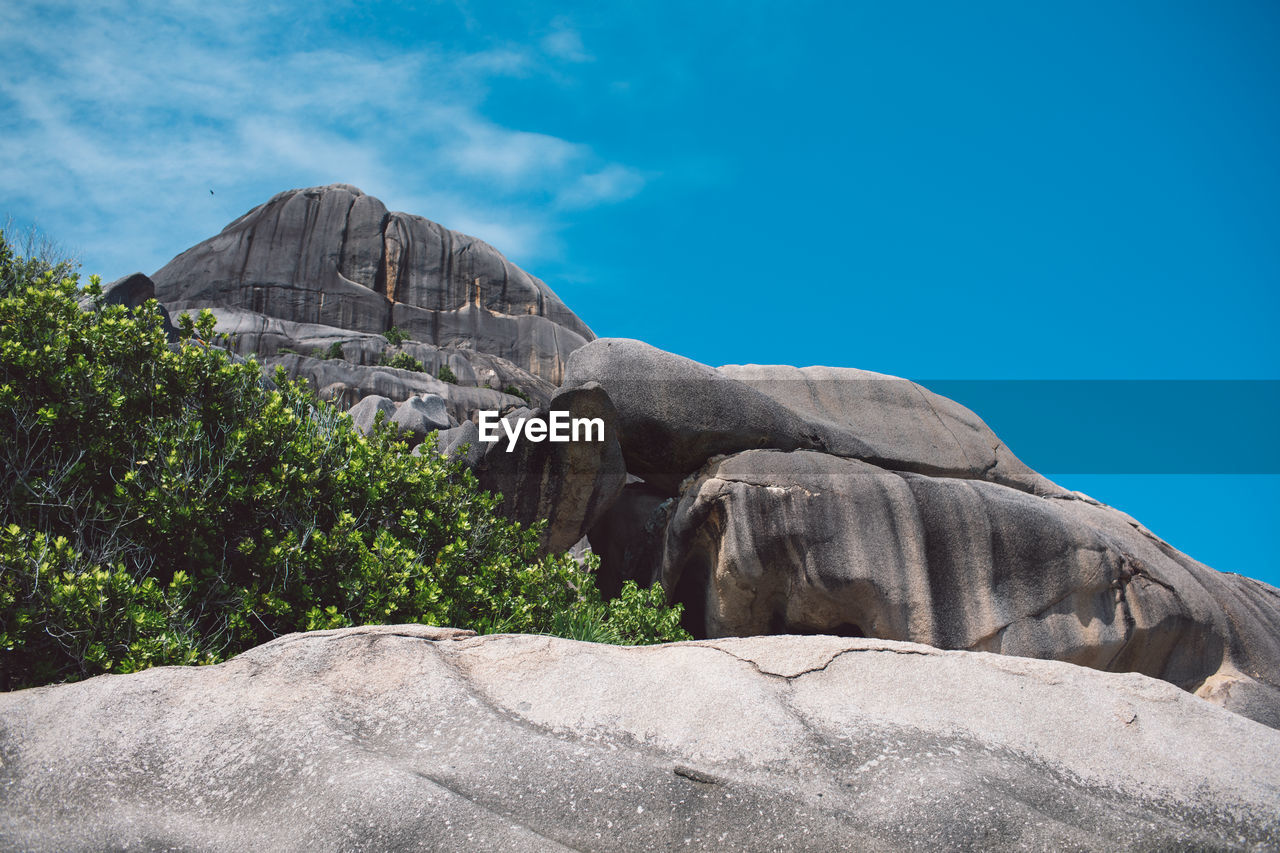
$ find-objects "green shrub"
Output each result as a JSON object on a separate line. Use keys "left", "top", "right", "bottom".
{"left": 313, "top": 341, "right": 345, "bottom": 360}
{"left": 383, "top": 326, "right": 409, "bottom": 346}
{"left": 0, "top": 240, "right": 688, "bottom": 689}
{"left": 503, "top": 384, "right": 530, "bottom": 404}
{"left": 382, "top": 350, "right": 426, "bottom": 373}
{"left": 437, "top": 363, "right": 458, "bottom": 384}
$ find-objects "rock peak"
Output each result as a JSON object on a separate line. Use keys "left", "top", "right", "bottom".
{"left": 153, "top": 185, "right": 591, "bottom": 384}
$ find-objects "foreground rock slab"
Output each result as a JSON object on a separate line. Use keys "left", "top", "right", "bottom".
{"left": 2, "top": 627, "right": 1277, "bottom": 851}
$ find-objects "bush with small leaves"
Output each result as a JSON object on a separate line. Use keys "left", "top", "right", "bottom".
{"left": 437, "top": 364, "right": 458, "bottom": 384}
{"left": 313, "top": 341, "right": 346, "bottom": 360}
{"left": 0, "top": 234, "right": 689, "bottom": 689}
{"left": 383, "top": 326, "right": 409, "bottom": 346}
{"left": 382, "top": 350, "right": 426, "bottom": 373}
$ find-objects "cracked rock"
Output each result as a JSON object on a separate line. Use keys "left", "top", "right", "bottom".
{"left": 3, "top": 629, "right": 1277, "bottom": 851}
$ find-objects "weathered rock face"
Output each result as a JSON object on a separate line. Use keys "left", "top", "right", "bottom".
{"left": 269, "top": 353, "right": 525, "bottom": 426}
{"left": 660, "top": 449, "right": 1280, "bottom": 728}
{"left": 152, "top": 184, "right": 591, "bottom": 387}
{"left": 81, "top": 272, "right": 178, "bottom": 340}
{"left": 475, "top": 382, "right": 627, "bottom": 553}
{"left": 717, "top": 363, "right": 1059, "bottom": 495}
{"left": 561, "top": 339, "right": 1060, "bottom": 496}
{"left": 203, "top": 305, "right": 559, "bottom": 409}
{"left": 139, "top": 192, "right": 1280, "bottom": 734}
{"left": 2, "top": 625, "right": 1277, "bottom": 851}
{"left": 568, "top": 338, "right": 1280, "bottom": 728}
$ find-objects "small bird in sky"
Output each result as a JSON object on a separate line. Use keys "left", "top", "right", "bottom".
{"left": 209, "top": 189, "right": 215, "bottom": 195}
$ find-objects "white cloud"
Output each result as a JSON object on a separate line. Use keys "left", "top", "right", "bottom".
{"left": 557, "top": 165, "right": 648, "bottom": 209}
{"left": 542, "top": 19, "right": 592, "bottom": 63}
{"left": 0, "top": 1, "right": 643, "bottom": 279}
{"left": 446, "top": 118, "right": 588, "bottom": 184}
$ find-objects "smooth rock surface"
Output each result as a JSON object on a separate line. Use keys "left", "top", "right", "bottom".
{"left": 661, "top": 449, "right": 1280, "bottom": 727}
{"left": 346, "top": 394, "right": 395, "bottom": 436}
{"left": 718, "top": 363, "right": 1059, "bottom": 494}
{"left": 151, "top": 185, "right": 591, "bottom": 384}
{"left": 1, "top": 626, "right": 1277, "bottom": 851}
{"left": 561, "top": 338, "right": 871, "bottom": 493}
{"left": 562, "top": 339, "right": 1062, "bottom": 496}
{"left": 390, "top": 394, "right": 452, "bottom": 446}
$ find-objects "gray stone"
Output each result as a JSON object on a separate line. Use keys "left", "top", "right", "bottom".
{"left": 476, "top": 382, "right": 627, "bottom": 553}
{"left": 346, "top": 394, "right": 395, "bottom": 436}
{"left": 151, "top": 184, "right": 592, "bottom": 385}
{"left": 268, "top": 353, "right": 524, "bottom": 425}
{"left": 562, "top": 339, "right": 1063, "bottom": 497}
{"left": 390, "top": 394, "right": 452, "bottom": 446}
{"left": 2, "top": 626, "right": 1277, "bottom": 851}
{"left": 718, "top": 363, "right": 1059, "bottom": 495}
{"left": 193, "top": 306, "right": 558, "bottom": 409}
{"left": 98, "top": 271, "right": 156, "bottom": 308}
{"left": 561, "top": 338, "right": 870, "bottom": 493}
{"left": 660, "top": 449, "right": 1280, "bottom": 728}
{"left": 433, "top": 420, "right": 485, "bottom": 470}
{"left": 80, "top": 272, "right": 178, "bottom": 340}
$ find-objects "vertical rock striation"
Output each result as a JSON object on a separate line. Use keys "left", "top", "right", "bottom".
{"left": 151, "top": 184, "right": 591, "bottom": 385}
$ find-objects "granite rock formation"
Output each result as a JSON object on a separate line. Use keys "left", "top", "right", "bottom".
{"left": 346, "top": 394, "right": 397, "bottom": 435}
{"left": 138, "top": 190, "right": 1280, "bottom": 730}
{"left": 569, "top": 339, "right": 1280, "bottom": 728}
{"left": 474, "top": 382, "right": 627, "bottom": 553}
{"left": 81, "top": 272, "right": 178, "bottom": 340}
{"left": 389, "top": 393, "right": 454, "bottom": 444}
{"left": 562, "top": 339, "right": 1061, "bottom": 495}
{"left": 2, "top": 625, "right": 1276, "bottom": 851}
{"left": 150, "top": 184, "right": 588, "bottom": 412}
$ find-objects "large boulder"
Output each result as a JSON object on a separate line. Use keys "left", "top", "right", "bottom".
{"left": 718, "top": 363, "right": 1058, "bottom": 494}
{"left": 2, "top": 625, "right": 1277, "bottom": 850}
{"left": 435, "top": 420, "right": 485, "bottom": 468}
{"left": 561, "top": 338, "right": 873, "bottom": 493}
{"left": 79, "top": 272, "right": 178, "bottom": 340}
{"left": 475, "top": 382, "right": 627, "bottom": 553}
{"left": 97, "top": 271, "right": 157, "bottom": 309}
{"left": 562, "top": 339, "right": 1060, "bottom": 496}
{"left": 151, "top": 184, "right": 592, "bottom": 385}
{"left": 563, "top": 339, "right": 1280, "bottom": 727}
{"left": 346, "top": 394, "right": 396, "bottom": 436}
{"left": 661, "top": 449, "right": 1280, "bottom": 728}
{"left": 389, "top": 394, "right": 452, "bottom": 446}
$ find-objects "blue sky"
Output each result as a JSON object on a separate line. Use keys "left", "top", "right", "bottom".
{"left": 2, "top": 1, "right": 1277, "bottom": 584}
